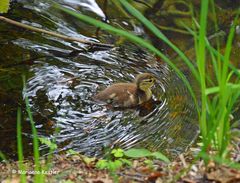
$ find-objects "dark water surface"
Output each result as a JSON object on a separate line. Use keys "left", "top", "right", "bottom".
{"left": 0, "top": 0, "right": 203, "bottom": 159}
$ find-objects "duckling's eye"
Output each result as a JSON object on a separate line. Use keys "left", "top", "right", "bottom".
{"left": 143, "top": 78, "right": 155, "bottom": 83}
{"left": 148, "top": 78, "right": 155, "bottom": 83}
{"left": 143, "top": 79, "right": 151, "bottom": 83}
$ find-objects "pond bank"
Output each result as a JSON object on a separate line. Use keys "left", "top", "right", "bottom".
{"left": 1, "top": 145, "right": 240, "bottom": 183}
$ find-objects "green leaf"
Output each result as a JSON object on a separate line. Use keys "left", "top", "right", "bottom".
{"left": 0, "top": 0, "right": 10, "bottom": 13}
{"left": 151, "top": 152, "right": 170, "bottom": 163}
{"left": 96, "top": 159, "right": 108, "bottom": 169}
{"left": 124, "top": 148, "right": 152, "bottom": 158}
{"left": 0, "top": 151, "right": 7, "bottom": 161}
{"left": 111, "top": 148, "right": 124, "bottom": 158}
{"left": 119, "top": 158, "right": 132, "bottom": 166}
{"left": 66, "top": 149, "right": 78, "bottom": 155}
{"left": 144, "top": 159, "right": 153, "bottom": 167}
{"left": 108, "top": 160, "right": 123, "bottom": 171}
{"left": 82, "top": 156, "right": 96, "bottom": 165}
{"left": 39, "top": 137, "right": 57, "bottom": 150}
{"left": 124, "top": 148, "right": 170, "bottom": 163}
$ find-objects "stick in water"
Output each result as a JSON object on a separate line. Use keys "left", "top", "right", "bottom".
{"left": 0, "top": 16, "right": 113, "bottom": 48}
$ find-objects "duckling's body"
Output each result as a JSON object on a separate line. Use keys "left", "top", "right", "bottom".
{"left": 94, "top": 73, "right": 156, "bottom": 107}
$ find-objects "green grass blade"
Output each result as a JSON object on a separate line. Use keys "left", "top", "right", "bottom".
{"left": 218, "top": 14, "right": 239, "bottom": 156}
{"left": 0, "top": 151, "right": 7, "bottom": 162}
{"left": 22, "top": 75, "right": 42, "bottom": 182}
{"left": 206, "top": 83, "right": 240, "bottom": 95}
{"left": 17, "top": 107, "right": 27, "bottom": 183}
{"left": 220, "top": 15, "right": 239, "bottom": 101}
{"left": 197, "top": 0, "right": 209, "bottom": 143}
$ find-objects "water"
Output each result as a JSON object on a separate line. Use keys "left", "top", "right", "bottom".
{"left": 25, "top": 45, "right": 198, "bottom": 157}
{"left": 0, "top": 0, "right": 201, "bottom": 159}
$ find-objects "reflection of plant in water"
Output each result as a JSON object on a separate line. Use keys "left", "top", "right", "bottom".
{"left": 158, "top": 0, "right": 192, "bottom": 28}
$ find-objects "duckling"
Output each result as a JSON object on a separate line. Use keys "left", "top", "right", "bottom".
{"left": 93, "top": 73, "right": 156, "bottom": 107}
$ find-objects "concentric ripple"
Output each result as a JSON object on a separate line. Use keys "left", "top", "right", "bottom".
{"left": 25, "top": 44, "right": 198, "bottom": 157}
{"left": 12, "top": 0, "right": 199, "bottom": 157}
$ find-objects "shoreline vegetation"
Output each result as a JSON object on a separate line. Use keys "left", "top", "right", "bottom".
{"left": 1, "top": 144, "right": 240, "bottom": 182}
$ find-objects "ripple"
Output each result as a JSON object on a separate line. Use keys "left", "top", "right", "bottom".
{"left": 6, "top": 0, "right": 200, "bottom": 158}
{"left": 25, "top": 45, "right": 198, "bottom": 157}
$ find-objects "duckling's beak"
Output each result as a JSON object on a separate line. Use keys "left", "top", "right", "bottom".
{"left": 153, "top": 77, "right": 157, "bottom": 83}
{"left": 151, "top": 77, "right": 157, "bottom": 87}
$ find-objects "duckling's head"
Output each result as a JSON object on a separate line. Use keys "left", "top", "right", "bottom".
{"left": 135, "top": 73, "right": 156, "bottom": 92}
